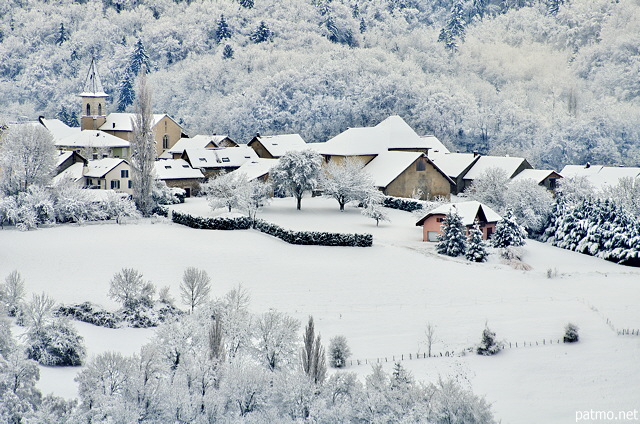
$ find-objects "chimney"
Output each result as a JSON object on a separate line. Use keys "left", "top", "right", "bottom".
{"left": 112, "top": 122, "right": 115, "bottom": 128}
{"left": 256, "top": 132, "right": 260, "bottom": 138}
{"left": 473, "top": 150, "right": 479, "bottom": 157}
{"left": 585, "top": 162, "right": 591, "bottom": 169}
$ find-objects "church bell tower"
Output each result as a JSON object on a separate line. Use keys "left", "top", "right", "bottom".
{"left": 79, "top": 58, "right": 108, "bottom": 131}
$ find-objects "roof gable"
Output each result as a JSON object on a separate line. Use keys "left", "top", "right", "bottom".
{"left": 416, "top": 201, "right": 502, "bottom": 227}
{"left": 249, "top": 134, "right": 307, "bottom": 157}
{"left": 428, "top": 152, "right": 479, "bottom": 179}
{"left": 463, "top": 155, "right": 530, "bottom": 180}
{"left": 84, "top": 158, "right": 128, "bottom": 178}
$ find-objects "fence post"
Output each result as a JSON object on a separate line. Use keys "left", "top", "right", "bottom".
{"left": 401, "top": 354, "right": 404, "bottom": 360}
{"left": 409, "top": 354, "right": 412, "bottom": 360}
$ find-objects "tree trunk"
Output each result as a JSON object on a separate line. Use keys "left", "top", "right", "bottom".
{"left": 296, "top": 196, "right": 302, "bottom": 210}
{"left": 339, "top": 202, "right": 345, "bottom": 211}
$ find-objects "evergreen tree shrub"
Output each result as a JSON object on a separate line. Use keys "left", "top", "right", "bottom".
{"left": 564, "top": 323, "right": 579, "bottom": 343}
{"left": 491, "top": 208, "right": 527, "bottom": 248}
{"left": 436, "top": 209, "right": 467, "bottom": 257}
{"left": 466, "top": 220, "right": 488, "bottom": 262}
{"left": 476, "top": 324, "right": 501, "bottom": 356}
{"left": 328, "top": 335, "right": 351, "bottom": 368}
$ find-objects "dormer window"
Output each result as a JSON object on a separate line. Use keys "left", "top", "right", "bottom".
{"left": 165, "top": 166, "right": 172, "bottom": 169}
{"left": 222, "top": 158, "right": 230, "bottom": 163}
{"left": 199, "top": 158, "right": 207, "bottom": 162}
{"left": 182, "top": 165, "right": 189, "bottom": 168}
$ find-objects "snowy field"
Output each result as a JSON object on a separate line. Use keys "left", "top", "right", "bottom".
{"left": 2, "top": 196, "right": 640, "bottom": 423}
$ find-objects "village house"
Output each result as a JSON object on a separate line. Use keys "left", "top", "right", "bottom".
{"left": 154, "top": 159, "right": 205, "bottom": 197}
{"left": 460, "top": 155, "right": 532, "bottom": 192}
{"left": 162, "top": 134, "right": 237, "bottom": 159}
{"left": 415, "top": 201, "right": 502, "bottom": 242}
{"left": 83, "top": 158, "right": 133, "bottom": 194}
{"left": 510, "top": 169, "right": 563, "bottom": 191}
{"left": 181, "top": 145, "right": 258, "bottom": 179}
{"left": 362, "top": 151, "right": 453, "bottom": 199}
{"left": 560, "top": 163, "right": 640, "bottom": 189}
{"left": 247, "top": 133, "right": 308, "bottom": 159}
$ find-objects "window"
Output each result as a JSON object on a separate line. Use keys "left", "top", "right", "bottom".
{"left": 87, "top": 179, "right": 93, "bottom": 186}
{"left": 549, "top": 178, "right": 557, "bottom": 190}
{"left": 86, "top": 103, "right": 91, "bottom": 116}
{"left": 163, "top": 134, "right": 169, "bottom": 149}
{"left": 128, "top": 180, "right": 132, "bottom": 189}
{"left": 222, "top": 157, "right": 230, "bottom": 163}
{"left": 416, "top": 158, "right": 426, "bottom": 171}
{"left": 111, "top": 180, "right": 120, "bottom": 189}
{"left": 436, "top": 217, "right": 444, "bottom": 222}
{"left": 120, "top": 170, "right": 129, "bottom": 178}
{"left": 98, "top": 104, "right": 102, "bottom": 116}
{"left": 92, "top": 154, "right": 98, "bottom": 160}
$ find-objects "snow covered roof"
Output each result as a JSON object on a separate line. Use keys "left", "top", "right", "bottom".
{"left": 363, "top": 151, "right": 424, "bottom": 188}
{"left": 99, "top": 113, "right": 177, "bottom": 132}
{"left": 79, "top": 59, "right": 108, "bottom": 98}
{"left": 428, "top": 152, "right": 479, "bottom": 179}
{"left": 39, "top": 118, "right": 79, "bottom": 140}
{"left": 168, "top": 135, "right": 232, "bottom": 155}
{"left": 234, "top": 158, "right": 279, "bottom": 181}
{"left": 56, "top": 151, "right": 74, "bottom": 167}
{"left": 511, "top": 169, "right": 562, "bottom": 184}
{"left": 154, "top": 159, "right": 205, "bottom": 180}
{"left": 419, "top": 135, "right": 450, "bottom": 154}
{"left": 416, "top": 201, "right": 502, "bottom": 227}
{"left": 53, "top": 162, "right": 85, "bottom": 184}
{"left": 251, "top": 134, "right": 308, "bottom": 157}
{"left": 55, "top": 130, "right": 129, "bottom": 149}
{"left": 318, "top": 116, "right": 439, "bottom": 156}
{"left": 184, "top": 146, "right": 258, "bottom": 169}
{"left": 560, "top": 164, "right": 640, "bottom": 189}
{"left": 463, "top": 155, "right": 530, "bottom": 180}
{"left": 84, "top": 158, "right": 128, "bottom": 178}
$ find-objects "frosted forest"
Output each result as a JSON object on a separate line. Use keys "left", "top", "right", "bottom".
{"left": 1, "top": 0, "right": 640, "bottom": 170}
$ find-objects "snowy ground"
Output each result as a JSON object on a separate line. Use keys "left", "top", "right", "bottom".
{"left": 2, "top": 196, "right": 639, "bottom": 423}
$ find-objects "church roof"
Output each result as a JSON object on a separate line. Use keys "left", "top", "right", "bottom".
{"left": 79, "top": 59, "right": 108, "bottom": 98}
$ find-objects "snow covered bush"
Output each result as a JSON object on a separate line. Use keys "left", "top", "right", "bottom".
{"left": 466, "top": 221, "right": 488, "bottom": 262}
{"left": 253, "top": 219, "right": 373, "bottom": 247}
{"left": 504, "top": 178, "right": 554, "bottom": 236}
{"left": 100, "top": 192, "right": 141, "bottom": 222}
{"left": 171, "top": 210, "right": 252, "bottom": 230}
{"left": 564, "top": 323, "right": 579, "bottom": 343}
{"left": 491, "top": 208, "right": 527, "bottom": 248}
{"left": 152, "top": 180, "right": 185, "bottom": 205}
{"left": 26, "top": 318, "right": 86, "bottom": 366}
{"left": 238, "top": 178, "right": 272, "bottom": 223}
{"left": 56, "top": 302, "right": 120, "bottom": 328}
{"left": 203, "top": 171, "right": 247, "bottom": 212}
{"left": 362, "top": 191, "right": 389, "bottom": 226}
{"left": 476, "top": 325, "right": 502, "bottom": 356}
{"left": 383, "top": 196, "right": 424, "bottom": 212}
{"left": 436, "top": 209, "right": 467, "bottom": 257}
{"left": 328, "top": 335, "right": 351, "bottom": 368}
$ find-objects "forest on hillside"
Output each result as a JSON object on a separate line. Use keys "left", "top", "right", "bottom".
{"left": 0, "top": 0, "right": 639, "bottom": 169}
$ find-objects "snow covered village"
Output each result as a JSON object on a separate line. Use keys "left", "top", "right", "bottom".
{"left": 1, "top": 0, "right": 640, "bottom": 423}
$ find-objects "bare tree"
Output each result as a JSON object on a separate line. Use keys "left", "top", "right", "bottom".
{"left": 180, "top": 267, "right": 211, "bottom": 313}
{"left": 4, "top": 270, "right": 26, "bottom": 317}
{"left": 0, "top": 124, "right": 57, "bottom": 195}
{"left": 130, "top": 67, "right": 157, "bottom": 216}
{"left": 301, "top": 316, "right": 327, "bottom": 384}
{"left": 424, "top": 322, "right": 438, "bottom": 358}
{"left": 24, "top": 292, "right": 55, "bottom": 331}
{"left": 108, "top": 268, "right": 154, "bottom": 309}
{"left": 208, "top": 317, "right": 225, "bottom": 361}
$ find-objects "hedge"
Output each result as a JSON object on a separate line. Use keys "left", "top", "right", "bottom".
{"left": 383, "top": 196, "right": 424, "bottom": 212}
{"left": 253, "top": 219, "right": 372, "bottom": 247}
{"left": 170, "top": 210, "right": 372, "bottom": 247}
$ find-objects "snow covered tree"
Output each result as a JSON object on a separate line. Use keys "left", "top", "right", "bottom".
{"left": 436, "top": 209, "right": 467, "bottom": 257}
{"left": 328, "top": 335, "right": 351, "bottom": 368}
{"left": 491, "top": 208, "right": 527, "bottom": 248}
{"left": 117, "top": 71, "right": 135, "bottom": 112}
{"left": 222, "top": 44, "right": 234, "bottom": 60}
{"left": 128, "top": 39, "right": 151, "bottom": 76}
{"left": 56, "top": 106, "right": 78, "bottom": 127}
{"left": 322, "top": 157, "right": 376, "bottom": 211}
{"left": 3, "top": 270, "right": 25, "bottom": 317}
{"left": 301, "top": 316, "right": 326, "bottom": 384}
{"left": 0, "top": 350, "right": 42, "bottom": 423}
{"left": 254, "top": 310, "right": 299, "bottom": 371}
{"left": 180, "top": 267, "right": 211, "bottom": 313}
{"left": 359, "top": 18, "right": 366, "bottom": 33}
{"left": 55, "top": 22, "right": 68, "bottom": 46}
{"left": 26, "top": 317, "right": 86, "bottom": 366}
{"left": 564, "top": 323, "right": 579, "bottom": 343}
{"left": 361, "top": 192, "right": 389, "bottom": 226}
{"left": 270, "top": 149, "right": 323, "bottom": 210}
{"left": 203, "top": 171, "right": 247, "bottom": 213}
{"left": 215, "top": 14, "right": 231, "bottom": 44}
{"left": 250, "top": 21, "right": 271, "bottom": 44}
{"left": 476, "top": 324, "right": 501, "bottom": 356}
{"left": 239, "top": 0, "right": 254, "bottom": 8}
{"left": 0, "top": 125, "right": 56, "bottom": 195}
{"left": 466, "top": 220, "right": 488, "bottom": 262}
{"left": 438, "top": 0, "right": 466, "bottom": 51}
{"left": 505, "top": 178, "right": 554, "bottom": 235}
{"left": 467, "top": 167, "right": 510, "bottom": 211}
{"left": 238, "top": 178, "right": 272, "bottom": 223}
{"left": 130, "top": 68, "right": 157, "bottom": 216}
{"left": 108, "top": 268, "right": 155, "bottom": 310}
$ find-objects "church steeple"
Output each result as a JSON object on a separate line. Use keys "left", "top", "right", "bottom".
{"left": 79, "top": 58, "right": 108, "bottom": 131}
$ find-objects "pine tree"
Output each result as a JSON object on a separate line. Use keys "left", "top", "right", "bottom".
{"left": 250, "top": 21, "right": 271, "bottom": 44}
{"left": 473, "top": 0, "right": 487, "bottom": 20}
{"left": 55, "top": 23, "right": 69, "bottom": 46}
{"left": 117, "top": 71, "right": 135, "bottom": 112}
{"left": 466, "top": 220, "right": 488, "bottom": 262}
{"left": 477, "top": 324, "right": 501, "bottom": 355}
{"left": 301, "top": 316, "right": 326, "bottom": 384}
{"left": 359, "top": 18, "right": 366, "bottom": 34}
{"left": 215, "top": 14, "right": 231, "bottom": 44}
{"left": 438, "top": 1, "right": 466, "bottom": 51}
{"left": 239, "top": 0, "right": 254, "bottom": 8}
{"left": 222, "top": 44, "right": 234, "bottom": 60}
{"left": 491, "top": 208, "right": 527, "bottom": 248}
{"left": 128, "top": 39, "right": 151, "bottom": 76}
{"left": 436, "top": 209, "right": 467, "bottom": 257}
{"left": 547, "top": 0, "right": 562, "bottom": 16}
